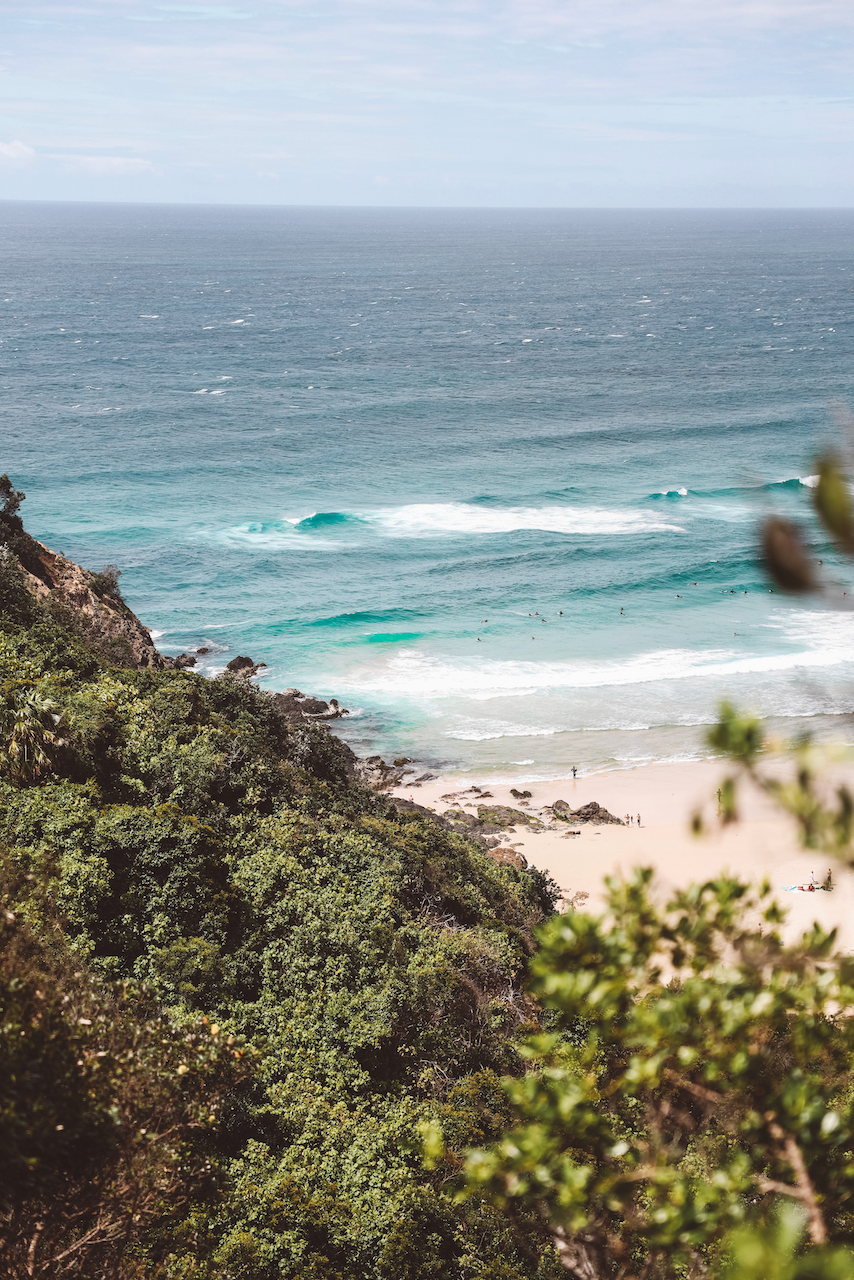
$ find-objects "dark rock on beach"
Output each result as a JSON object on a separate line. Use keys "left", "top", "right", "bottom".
{"left": 357, "top": 754, "right": 408, "bottom": 790}
{"left": 391, "top": 799, "right": 525, "bottom": 863}
{"left": 273, "top": 689, "right": 350, "bottom": 723}
{"left": 549, "top": 799, "right": 623, "bottom": 825}
{"left": 443, "top": 808, "right": 495, "bottom": 835}
{"left": 226, "top": 655, "right": 256, "bottom": 673}
{"left": 226, "top": 655, "right": 269, "bottom": 679}
{"left": 171, "top": 653, "right": 197, "bottom": 669}
{"left": 477, "top": 804, "right": 545, "bottom": 830}
{"left": 486, "top": 847, "right": 528, "bottom": 870}
{"left": 391, "top": 797, "right": 452, "bottom": 828}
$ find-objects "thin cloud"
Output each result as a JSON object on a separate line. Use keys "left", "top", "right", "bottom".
{"left": 502, "top": 0, "right": 854, "bottom": 38}
{"left": 129, "top": 4, "right": 252, "bottom": 20}
{"left": 0, "top": 140, "right": 35, "bottom": 164}
{"left": 3, "top": 0, "right": 854, "bottom": 204}
{"left": 59, "top": 155, "right": 155, "bottom": 174}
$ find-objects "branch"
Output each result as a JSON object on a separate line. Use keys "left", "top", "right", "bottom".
{"left": 48, "top": 1218, "right": 127, "bottom": 1266}
{"left": 662, "top": 1068, "right": 723, "bottom": 1106}
{"left": 26, "top": 1221, "right": 43, "bottom": 1277}
{"left": 762, "top": 1119, "right": 827, "bottom": 1245}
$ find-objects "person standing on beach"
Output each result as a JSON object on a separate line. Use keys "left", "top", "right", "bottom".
{"left": 637, "top": 813, "right": 641, "bottom": 827}
{"left": 571, "top": 766, "right": 577, "bottom": 778}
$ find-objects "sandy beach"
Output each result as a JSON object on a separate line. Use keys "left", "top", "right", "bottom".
{"left": 392, "top": 755, "right": 854, "bottom": 952}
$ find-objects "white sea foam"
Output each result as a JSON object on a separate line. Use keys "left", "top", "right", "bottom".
{"left": 211, "top": 501, "right": 685, "bottom": 548}
{"left": 204, "top": 523, "right": 346, "bottom": 551}
{"left": 771, "top": 608, "right": 854, "bottom": 649}
{"left": 347, "top": 635, "right": 854, "bottom": 703}
{"left": 446, "top": 721, "right": 559, "bottom": 741}
{"left": 800, "top": 475, "right": 819, "bottom": 487}
{"left": 370, "top": 502, "right": 684, "bottom": 538}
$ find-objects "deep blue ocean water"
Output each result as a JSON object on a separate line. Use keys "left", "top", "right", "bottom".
{"left": 2, "top": 203, "right": 854, "bottom": 779}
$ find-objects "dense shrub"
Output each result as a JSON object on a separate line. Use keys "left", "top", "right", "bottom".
{"left": 0, "top": 533, "right": 562, "bottom": 1277}
{"left": 0, "top": 898, "right": 249, "bottom": 1277}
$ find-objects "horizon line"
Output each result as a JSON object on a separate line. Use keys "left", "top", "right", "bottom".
{"left": 2, "top": 198, "right": 854, "bottom": 213}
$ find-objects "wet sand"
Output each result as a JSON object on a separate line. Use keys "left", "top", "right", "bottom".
{"left": 392, "top": 756, "right": 854, "bottom": 951}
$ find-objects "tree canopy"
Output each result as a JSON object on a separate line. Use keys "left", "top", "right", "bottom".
{"left": 0, "top": 492, "right": 564, "bottom": 1278}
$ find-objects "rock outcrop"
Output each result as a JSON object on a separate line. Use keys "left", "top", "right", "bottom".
{"left": 15, "top": 537, "right": 170, "bottom": 669}
{"left": 389, "top": 797, "right": 527, "bottom": 864}
{"left": 356, "top": 755, "right": 410, "bottom": 790}
{"left": 273, "top": 689, "right": 349, "bottom": 722}
{"left": 226, "top": 655, "right": 268, "bottom": 679}
{"left": 485, "top": 847, "right": 528, "bottom": 870}
{"left": 548, "top": 800, "right": 623, "bottom": 826}
{"left": 1, "top": 495, "right": 357, "bottom": 726}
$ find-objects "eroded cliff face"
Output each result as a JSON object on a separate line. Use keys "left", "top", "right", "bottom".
{"left": 0, "top": 486, "right": 353, "bottom": 710}
{"left": 19, "top": 537, "right": 168, "bottom": 669}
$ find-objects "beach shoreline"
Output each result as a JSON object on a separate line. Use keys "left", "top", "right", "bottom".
{"left": 391, "top": 752, "right": 854, "bottom": 950}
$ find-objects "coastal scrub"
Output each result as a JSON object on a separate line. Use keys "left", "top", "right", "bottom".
{"left": 0, "top": 491, "right": 563, "bottom": 1278}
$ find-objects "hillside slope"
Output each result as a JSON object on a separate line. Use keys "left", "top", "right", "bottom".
{"left": 0, "top": 479, "right": 562, "bottom": 1279}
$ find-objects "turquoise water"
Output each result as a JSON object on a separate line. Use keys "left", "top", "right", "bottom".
{"left": 3, "top": 203, "right": 854, "bottom": 778}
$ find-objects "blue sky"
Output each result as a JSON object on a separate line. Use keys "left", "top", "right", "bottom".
{"left": 1, "top": 0, "right": 853, "bottom": 205}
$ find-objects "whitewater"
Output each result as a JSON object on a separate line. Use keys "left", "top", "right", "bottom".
{"left": 2, "top": 203, "right": 854, "bottom": 778}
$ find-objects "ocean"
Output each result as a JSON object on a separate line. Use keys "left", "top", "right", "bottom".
{"left": 2, "top": 202, "right": 854, "bottom": 780}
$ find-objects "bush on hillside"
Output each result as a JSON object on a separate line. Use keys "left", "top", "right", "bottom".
{"left": 0, "top": 897, "right": 250, "bottom": 1277}
{"left": 0, "top": 484, "right": 565, "bottom": 1278}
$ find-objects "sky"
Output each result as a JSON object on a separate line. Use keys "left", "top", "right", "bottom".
{"left": 1, "top": 0, "right": 853, "bottom": 206}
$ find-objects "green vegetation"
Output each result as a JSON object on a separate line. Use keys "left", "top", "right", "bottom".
{"left": 458, "top": 704, "right": 854, "bottom": 1277}
{"left": 6, "top": 473, "right": 854, "bottom": 1278}
{"left": 453, "top": 434, "right": 854, "bottom": 1279}
{"left": 0, "top": 488, "right": 563, "bottom": 1277}
{"left": 461, "top": 867, "right": 854, "bottom": 1277}
{"left": 1, "top": 903, "right": 249, "bottom": 1278}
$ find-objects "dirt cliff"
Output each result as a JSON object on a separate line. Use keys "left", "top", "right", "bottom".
{"left": 18, "top": 537, "right": 169, "bottom": 668}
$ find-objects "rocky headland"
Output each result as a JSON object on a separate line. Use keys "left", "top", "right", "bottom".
{"left": 9, "top": 533, "right": 170, "bottom": 670}
{"left": 0, "top": 482, "right": 618, "bottom": 864}
{"left": 0, "top": 483, "right": 353, "bottom": 725}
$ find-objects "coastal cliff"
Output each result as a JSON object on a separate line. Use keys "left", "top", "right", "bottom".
{"left": 0, "top": 474, "right": 167, "bottom": 668}
{"left": 0, "top": 477, "right": 349, "bottom": 719}
{"left": 18, "top": 535, "right": 168, "bottom": 668}
{"left": 0, "top": 476, "right": 560, "bottom": 1279}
